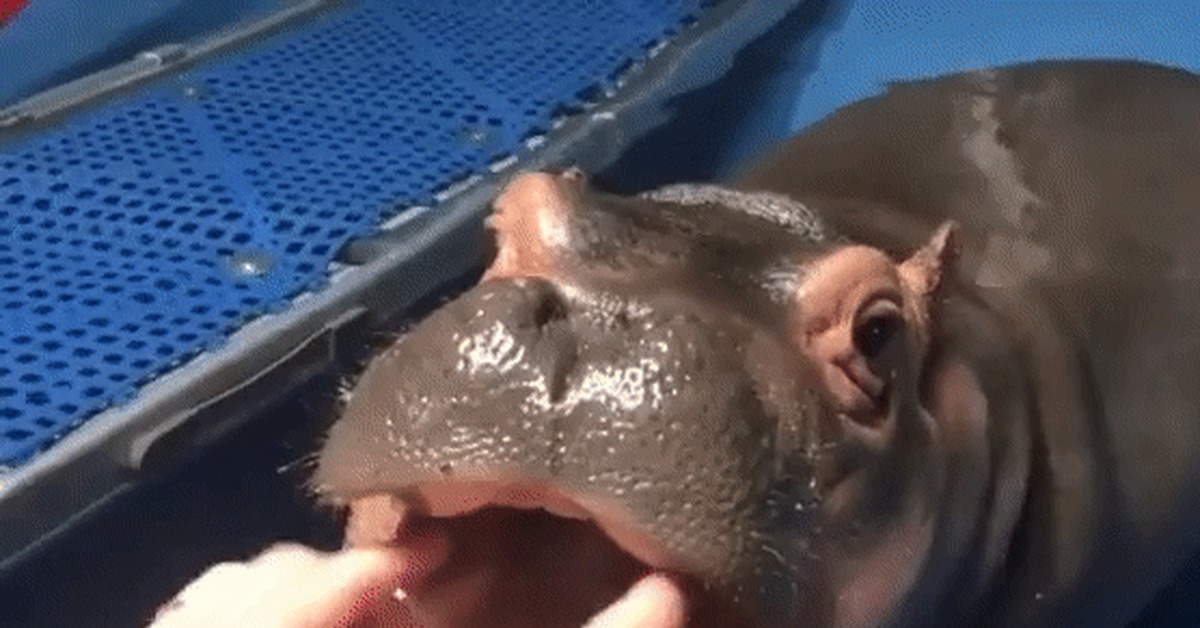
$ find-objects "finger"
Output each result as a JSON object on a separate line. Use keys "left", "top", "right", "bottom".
{"left": 149, "top": 561, "right": 268, "bottom": 628}
{"left": 581, "top": 574, "right": 687, "bottom": 628}
{"left": 149, "top": 536, "right": 449, "bottom": 628}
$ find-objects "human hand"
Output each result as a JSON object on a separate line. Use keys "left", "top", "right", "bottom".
{"left": 148, "top": 539, "right": 686, "bottom": 628}
{"left": 147, "top": 540, "right": 442, "bottom": 628}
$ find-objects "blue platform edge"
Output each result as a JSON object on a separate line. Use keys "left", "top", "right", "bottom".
{"left": 788, "top": 0, "right": 1200, "bottom": 133}
{"left": 0, "top": 0, "right": 722, "bottom": 466}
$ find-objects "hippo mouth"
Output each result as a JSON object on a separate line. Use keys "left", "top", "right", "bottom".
{"left": 315, "top": 277, "right": 824, "bottom": 626}
{"left": 344, "top": 481, "right": 738, "bottom": 628}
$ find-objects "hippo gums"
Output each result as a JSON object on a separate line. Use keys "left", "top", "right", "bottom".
{"left": 312, "top": 60, "right": 1200, "bottom": 626}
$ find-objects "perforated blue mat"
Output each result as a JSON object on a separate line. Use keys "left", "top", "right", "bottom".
{"left": 0, "top": 0, "right": 711, "bottom": 466}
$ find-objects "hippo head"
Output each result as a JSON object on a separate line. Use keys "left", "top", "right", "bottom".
{"left": 313, "top": 170, "right": 966, "bottom": 626}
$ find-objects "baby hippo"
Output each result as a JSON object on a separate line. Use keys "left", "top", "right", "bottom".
{"left": 314, "top": 60, "right": 1200, "bottom": 627}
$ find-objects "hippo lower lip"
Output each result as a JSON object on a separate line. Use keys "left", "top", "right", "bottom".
{"left": 343, "top": 482, "right": 742, "bottom": 627}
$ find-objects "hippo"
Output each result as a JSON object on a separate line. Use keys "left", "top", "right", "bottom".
{"left": 311, "top": 60, "right": 1200, "bottom": 627}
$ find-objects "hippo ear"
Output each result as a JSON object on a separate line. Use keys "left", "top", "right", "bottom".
{"left": 896, "top": 221, "right": 961, "bottom": 353}
{"left": 898, "top": 220, "right": 962, "bottom": 304}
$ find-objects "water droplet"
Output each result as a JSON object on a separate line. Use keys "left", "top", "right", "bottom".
{"left": 455, "top": 125, "right": 494, "bottom": 146}
{"left": 179, "top": 84, "right": 209, "bottom": 99}
{"left": 223, "top": 248, "right": 274, "bottom": 280}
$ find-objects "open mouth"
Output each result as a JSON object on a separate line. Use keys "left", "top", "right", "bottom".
{"left": 342, "top": 481, "right": 746, "bottom": 628}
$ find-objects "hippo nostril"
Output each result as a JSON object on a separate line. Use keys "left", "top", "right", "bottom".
{"left": 534, "top": 290, "right": 568, "bottom": 327}
{"left": 500, "top": 280, "right": 571, "bottom": 330}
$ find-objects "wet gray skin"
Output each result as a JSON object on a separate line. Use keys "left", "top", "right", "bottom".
{"left": 316, "top": 178, "right": 845, "bottom": 625}
{"left": 316, "top": 60, "right": 1200, "bottom": 627}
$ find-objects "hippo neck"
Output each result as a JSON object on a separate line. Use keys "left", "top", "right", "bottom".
{"left": 939, "top": 282, "right": 1121, "bottom": 627}
{"left": 872, "top": 284, "right": 1036, "bottom": 627}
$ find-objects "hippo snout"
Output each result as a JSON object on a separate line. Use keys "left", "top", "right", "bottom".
{"left": 315, "top": 276, "right": 824, "bottom": 623}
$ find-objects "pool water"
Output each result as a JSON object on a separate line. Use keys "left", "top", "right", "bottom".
{"left": 0, "top": 0, "right": 289, "bottom": 108}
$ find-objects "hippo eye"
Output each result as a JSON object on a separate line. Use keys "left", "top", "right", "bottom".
{"left": 853, "top": 299, "right": 904, "bottom": 360}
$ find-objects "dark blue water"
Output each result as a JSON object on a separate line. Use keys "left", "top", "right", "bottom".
{"left": 786, "top": 0, "right": 1200, "bottom": 133}
{"left": 0, "top": 0, "right": 289, "bottom": 108}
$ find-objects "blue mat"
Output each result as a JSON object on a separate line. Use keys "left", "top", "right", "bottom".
{"left": 0, "top": 0, "right": 712, "bottom": 466}
{"left": 790, "top": 0, "right": 1200, "bottom": 132}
